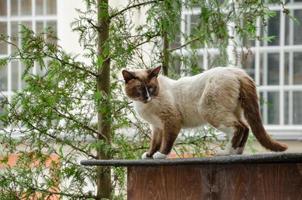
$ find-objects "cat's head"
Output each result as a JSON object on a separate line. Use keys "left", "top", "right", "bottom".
{"left": 122, "top": 66, "right": 161, "bottom": 103}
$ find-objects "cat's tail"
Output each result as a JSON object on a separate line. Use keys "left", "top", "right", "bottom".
{"left": 239, "top": 75, "right": 287, "bottom": 152}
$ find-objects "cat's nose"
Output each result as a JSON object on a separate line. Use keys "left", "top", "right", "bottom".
{"left": 143, "top": 97, "right": 151, "bottom": 103}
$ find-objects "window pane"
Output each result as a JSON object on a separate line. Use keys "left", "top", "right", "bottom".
{"left": 0, "top": 65, "right": 7, "bottom": 91}
{"left": 20, "top": 0, "right": 32, "bottom": 15}
{"left": 0, "top": 22, "right": 7, "bottom": 54}
{"left": 36, "top": 0, "right": 43, "bottom": 15}
{"left": 208, "top": 53, "right": 221, "bottom": 69}
{"left": 284, "top": 91, "right": 289, "bottom": 125}
{"left": 46, "top": 20, "right": 57, "bottom": 43}
{"left": 267, "top": 91, "right": 279, "bottom": 125}
{"left": 21, "top": 21, "right": 32, "bottom": 29}
{"left": 46, "top": 20, "right": 56, "bottom": 34}
{"left": 241, "top": 52, "right": 255, "bottom": 80}
{"left": 285, "top": 13, "right": 292, "bottom": 46}
{"left": 293, "top": 52, "right": 302, "bottom": 85}
{"left": 260, "top": 53, "right": 264, "bottom": 85}
{"left": 11, "top": 61, "right": 19, "bottom": 91}
{"left": 284, "top": 52, "right": 290, "bottom": 85}
{"left": 0, "top": 0, "right": 7, "bottom": 16}
{"left": 293, "top": 91, "right": 302, "bottom": 124}
{"left": 11, "top": 22, "right": 19, "bottom": 53}
{"left": 36, "top": 21, "right": 44, "bottom": 34}
{"left": 190, "top": 14, "right": 203, "bottom": 49}
{"left": 267, "top": 53, "right": 279, "bottom": 85}
{"left": 294, "top": 10, "right": 302, "bottom": 44}
{"left": 11, "top": 0, "right": 18, "bottom": 15}
{"left": 46, "top": 0, "right": 56, "bottom": 15}
{"left": 267, "top": 11, "right": 280, "bottom": 46}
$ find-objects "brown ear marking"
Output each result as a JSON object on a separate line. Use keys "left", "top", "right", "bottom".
{"left": 122, "top": 70, "right": 136, "bottom": 83}
{"left": 148, "top": 66, "right": 161, "bottom": 79}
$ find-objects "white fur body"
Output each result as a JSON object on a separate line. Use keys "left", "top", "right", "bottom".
{"left": 133, "top": 67, "right": 243, "bottom": 129}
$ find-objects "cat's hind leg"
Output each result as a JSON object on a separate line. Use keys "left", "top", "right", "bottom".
{"left": 208, "top": 115, "right": 249, "bottom": 155}
{"left": 234, "top": 121, "right": 249, "bottom": 154}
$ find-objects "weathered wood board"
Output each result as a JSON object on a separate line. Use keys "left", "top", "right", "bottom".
{"left": 127, "top": 163, "right": 302, "bottom": 200}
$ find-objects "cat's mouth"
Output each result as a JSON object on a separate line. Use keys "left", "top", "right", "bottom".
{"left": 143, "top": 97, "right": 152, "bottom": 104}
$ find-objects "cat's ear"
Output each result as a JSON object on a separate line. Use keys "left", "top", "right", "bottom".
{"left": 148, "top": 66, "right": 161, "bottom": 79}
{"left": 122, "top": 70, "right": 136, "bottom": 83}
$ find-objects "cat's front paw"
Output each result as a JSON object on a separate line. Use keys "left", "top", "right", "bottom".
{"left": 141, "top": 152, "right": 152, "bottom": 159}
{"left": 152, "top": 151, "right": 167, "bottom": 159}
{"left": 215, "top": 148, "right": 231, "bottom": 156}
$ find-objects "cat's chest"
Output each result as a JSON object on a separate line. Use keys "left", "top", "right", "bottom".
{"left": 133, "top": 102, "right": 163, "bottom": 128}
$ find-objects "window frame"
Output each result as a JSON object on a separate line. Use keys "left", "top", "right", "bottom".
{"left": 0, "top": 0, "right": 57, "bottom": 100}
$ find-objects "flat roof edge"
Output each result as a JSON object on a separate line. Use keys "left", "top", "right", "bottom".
{"left": 80, "top": 153, "right": 302, "bottom": 167}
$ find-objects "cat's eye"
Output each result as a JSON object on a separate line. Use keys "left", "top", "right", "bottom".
{"left": 134, "top": 86, "right": 143, "bottom": 96}
{"left": 148, "top": 86, "right": 156, "bottom": 94}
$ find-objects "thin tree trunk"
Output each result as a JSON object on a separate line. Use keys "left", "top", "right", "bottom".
{"left": 96, "top": 0, "right": 112, "bottom": 199}
{"left": 162, "top": 31, "right": 169, "bottom": 76}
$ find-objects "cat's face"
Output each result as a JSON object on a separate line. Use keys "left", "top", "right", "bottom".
{"left": 122, "top": 66, "right": 161, "bottom": 103}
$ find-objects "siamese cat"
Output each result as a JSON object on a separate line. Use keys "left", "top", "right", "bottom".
{"left": 122, "top": 66, "right": 287, "bottom": 159}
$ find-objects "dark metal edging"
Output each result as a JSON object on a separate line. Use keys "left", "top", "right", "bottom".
{"left": 80, "top": 153, "right": 302, "bottom": 167}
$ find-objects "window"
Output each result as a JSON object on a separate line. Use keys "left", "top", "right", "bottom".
{"left": 244, "top": 2, "right": 302, "bottom": 128}
{"left": 177, "top": 1, "right": 302, "bottom": 135}
{"left": 0, "top": 0, "right": 57, "bottom": 99}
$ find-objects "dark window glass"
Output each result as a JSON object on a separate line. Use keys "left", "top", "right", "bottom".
{"left": 0, "top": 64, "right": 7, "bottom": 91}
{"left": 241, "top": 52, "right": 255, "bottom": 80}
{"left": 293, "top": 91, "right": 302, "bottom": 124}
{"left": 21, "top": 0, "right": 32, "bottom": 15}
{"left": 267, "top": 91, "right": 280, "bottom": 124}
{"left": 11, "top": 0, "right": 18, "bottom": 15}
{"left": 0, "top": 22, "right": 7, "bottom": 54}
{"left": 293, "top": 52, "right": 302, "bottom": 85}
{"left": 46, "top": 0, "right": 57, "bottom": 15}
{"left": 294, "top": 10, "right": 302, "bottom": 44}
{"left": 0, "top": 0, "right": 7, "bottom": 16}
{"left": 267, "top": 53, "right": 279, "bottom": 85}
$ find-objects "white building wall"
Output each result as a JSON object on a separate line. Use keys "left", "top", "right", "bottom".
{"left": 57, "top": 0, "right": 84, "bottom": 54}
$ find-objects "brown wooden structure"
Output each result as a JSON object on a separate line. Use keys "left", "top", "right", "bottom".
{"left": 81, "top": 153, "right": 302, "bottom": 200}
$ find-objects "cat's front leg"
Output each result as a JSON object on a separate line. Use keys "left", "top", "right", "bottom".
{"left": 141, "top": 127, "right": 162, "bottom": 159}
{"left": 152, "top": 122, "right": 181, "bottom": 159}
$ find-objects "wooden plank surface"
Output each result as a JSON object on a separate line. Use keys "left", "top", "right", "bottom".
{"left": 127, "top": 163, "right": 302, "bottom": 200}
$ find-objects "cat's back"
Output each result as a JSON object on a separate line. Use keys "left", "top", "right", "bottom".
{"left": 202, "top": 66, "right": 249, "bottom": 88}
{"left": 201, "top": 66, "right": 247, "bottom": 78}
{"left": 165, "top": 66, "right": 247, "bottom": 127}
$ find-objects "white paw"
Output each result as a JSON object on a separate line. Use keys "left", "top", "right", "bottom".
{"left": 235, "top": 147, "right": 244, "bottom": 154}
{"left": 229, "top": 147, "right": 238, "bottom": 155}
{"left": 141, "top": 152, "right": 152, "bottom": 159}
{"left": 216, "top": 149, "right": 230, "bottom": 156}
{"left": 152, "top": 151, "right": 167, "bottom": 159}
